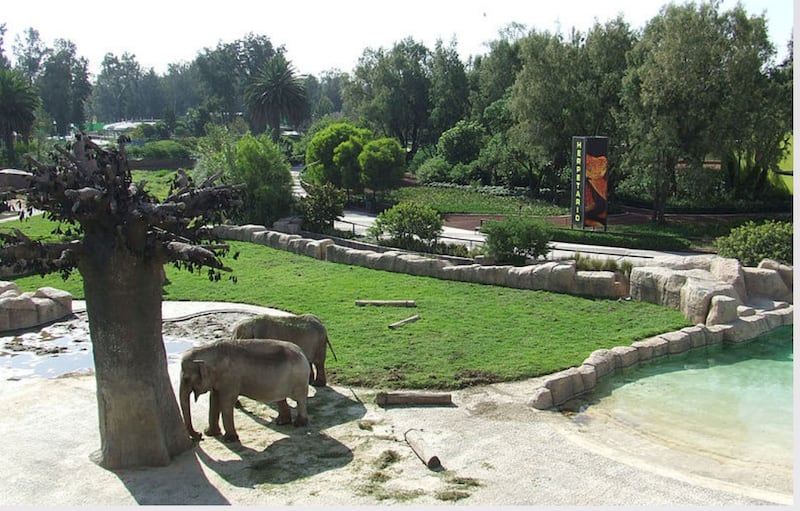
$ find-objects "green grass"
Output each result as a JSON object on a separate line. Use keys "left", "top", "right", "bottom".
{"left": 131, "top": 169, "right": 178, "bottom": 199}
{"left": 4, "top": 215, "right": 689, "bottom": 390}
{"left": 394, "top": 186, "right": 567, "bottom": 216}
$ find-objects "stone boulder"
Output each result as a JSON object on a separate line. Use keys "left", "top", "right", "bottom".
{"left": 272, "top": 216, "right": 303, "bottom": 234}
{"left": 0, "top": 282, "right": 73, "bottom": 332}
{"left": 758, "top": 259, "right": 793, "bottom": 291}
{"left": 742, "top": 267, "right": 792, "bottom": 303}
{"left": 709, "top": 257, "right": 746, "bottom": 302}
{"left": 706, "top": 295, "right": 739, "bottom": 325}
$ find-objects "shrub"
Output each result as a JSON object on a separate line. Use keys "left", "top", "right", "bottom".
{"left": 416, "top": 156, "right": 451, "bottom": 184}
{"left": 300, "top": 182, "right": 346, "bottom": 233}
{"left": 229, "top": 133, "right": 294, "bottom": 227}
{"left": 126, "top": 140, "right": 191, "bottom": 159}
{"left": 573, "top": 252, "right": 633, "bottom": 276}
{"left": 437, "top": 120, "right": 487, "bottom": 165}
{"left": 368, "top": 202, "right": 443, "bottom": 251}
{"left": 714, "top": 220, "right": 792, "bottom": 266}
{"left": 480, "top": 216, "right": 554, "bottom": 265}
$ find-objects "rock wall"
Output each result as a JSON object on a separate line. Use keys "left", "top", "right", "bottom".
{"left": 529, "top": 304, "right": 793, "bottom": 409}
{"left": 212, "top": 224, "right": 629, "bottom": 299}
{"left": 0, "top": 281, "right": 73, "bottom": 332}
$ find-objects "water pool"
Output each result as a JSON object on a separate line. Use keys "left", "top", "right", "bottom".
{"left": 567, "top": 326, "right": 793, "bottom": 478}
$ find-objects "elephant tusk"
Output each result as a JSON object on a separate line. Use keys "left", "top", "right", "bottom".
{"left": 193, "top": 390, "right": 199, "bottom": 403}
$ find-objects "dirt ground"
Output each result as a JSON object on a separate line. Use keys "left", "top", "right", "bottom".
{"left": 0, "top": 312, "right": 793, "bottom": 506}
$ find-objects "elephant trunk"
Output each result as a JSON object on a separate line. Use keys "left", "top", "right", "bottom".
{"left": 179, "top": 379, "right": 200, "bottom": 441}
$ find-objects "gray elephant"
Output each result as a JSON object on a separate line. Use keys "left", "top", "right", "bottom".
{"left": 179, "top": 338, "right": 310, "bottom": 443}
{"left": 231, "top": 313, "right": 335, "bottom": 387}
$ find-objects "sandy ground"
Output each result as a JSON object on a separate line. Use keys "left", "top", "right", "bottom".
{"left": 0, "top": 306, "right": 794, "bottom": 507}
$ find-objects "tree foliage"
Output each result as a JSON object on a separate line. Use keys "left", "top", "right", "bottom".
{"left": 437, "top": 120, "right": 487, "bottom": 165}
{"left": 0, "top": 68, "right": 40, "bottom": 164}
{"left": 229, "top": 132, "right": 294, "bottom": 226}
{"left": 358, "top": 137, "right": 406, "bottom": 198}
{"left": 344, "top": 37, "right": 431, "bottom": 159}
{"left": 619, "top": 2, "right": 788, "bottom": 222}
{"left": 245, "top": 54, "right": 309, "bottom": 141}
{"left": 304, "top": 121, "right": 372, "bottom": 189}
{"left": 36, "top": 39, "right": 91, "bottom": 136}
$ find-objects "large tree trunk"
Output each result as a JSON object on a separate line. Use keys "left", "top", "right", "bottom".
{"left": 79, "top": 235, "right": 192, "bottom": 469}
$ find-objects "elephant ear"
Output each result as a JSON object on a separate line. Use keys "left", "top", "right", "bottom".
{"left": 194, "top": 359, "right": 210, "bottom": 388}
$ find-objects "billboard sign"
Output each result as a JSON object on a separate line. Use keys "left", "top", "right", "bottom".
{"left": 571, "top": 136, "right": 608, "bottom": 228}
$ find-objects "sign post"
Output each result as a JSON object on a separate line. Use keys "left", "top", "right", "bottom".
{"left": 571, "top": 136, "right": 609, "bottom": 229}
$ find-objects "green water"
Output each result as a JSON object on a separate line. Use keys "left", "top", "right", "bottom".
{"left": 578, "top": 327, "right": 793, "bottom": 467}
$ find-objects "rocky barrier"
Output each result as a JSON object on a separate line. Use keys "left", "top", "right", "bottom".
{"left": 0, "top": 281, "right": 73, "bottom": 332}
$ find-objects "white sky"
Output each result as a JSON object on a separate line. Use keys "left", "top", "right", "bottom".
{"left": 1, "top": 0, "right": 795, "bottom": 78}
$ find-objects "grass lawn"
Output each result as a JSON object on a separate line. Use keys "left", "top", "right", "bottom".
{"left": 394, "top": 186, "right": 567, "bottom": 216}
{"left": 4, "top": 215, "right": 689, "bottom": 390}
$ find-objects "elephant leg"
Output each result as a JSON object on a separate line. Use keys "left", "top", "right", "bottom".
{"left": 275, "top": 399, "right": 293, "bottom": 425}
{"left": 219, "top": 392, "right": 240, "bottom": 443}
{"left": 204, "top": 390, "right": 222, "bottom": 437}
{"left": 311, "top": 358, "right": 327, "bottom": 387}
{"left": 293, "top": 389, "right": 309, "bottom": 427}
{"left": 307, "top": 361, "right": 314, "bottom": 385}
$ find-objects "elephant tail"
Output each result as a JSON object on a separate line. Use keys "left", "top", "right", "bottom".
{"left": 326, "top": 335, "right": 338, "bottom": 361}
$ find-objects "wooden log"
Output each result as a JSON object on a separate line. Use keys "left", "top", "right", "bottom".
{"left": 355, "top": 300, "right": 417, "bottom": 307}
{"left": 375, "top": 392, "right": 452, "bottom": 406}
{"left": 388, "top": 315, "right": 420, "bottom": 329}
{"left": 404, "top": 429, "right": 442, "bottom": 470}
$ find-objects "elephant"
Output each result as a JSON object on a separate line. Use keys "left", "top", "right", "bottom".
{"left": 179, "top": 338, "right": 310, "bottom": 443}
{"left": 231, "top": 313, "right": 335, "bottom": 387}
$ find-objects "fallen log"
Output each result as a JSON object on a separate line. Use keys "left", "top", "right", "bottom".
{"left": 376, "top": 391, "right": 453, "bottom": 406}
{"left": 404, "top": 429, "right": 442, "bottom": 470}
{"left": 388, "top": 315, "right": 420, "bottom": 329}
{"left": 355, "top": 300, "right": 417, "bottom": 307}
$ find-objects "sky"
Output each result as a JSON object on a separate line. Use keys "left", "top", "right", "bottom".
{"left": 1, "top": 0, "right": 795, "bottom": 78}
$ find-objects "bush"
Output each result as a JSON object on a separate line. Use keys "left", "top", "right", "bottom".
{"left": 480, "top": 216, "right": 554, "bottom": 265}
{"left": 714, "top": 220, "right": 792, "bottom": 266}
{"left": 437, "top": 120, "right": 487, "bottom": 165}
{"left": 126, "top": 140, "right": 191, "bottom": 159}
{"left": 416, "top": 156, "right": 451, "bottom": 184}
{"left": 229, "top": 133, "right": 294, "bottom": 227}
{"left": 300, "top": 182, "right": 346, "bottom": 233}
{"left": 368, "top": 202, "right": 443, "bottom": 251}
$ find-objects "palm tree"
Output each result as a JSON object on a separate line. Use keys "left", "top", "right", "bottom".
{"left": 0, "top": 69, "right": 40, "bottom": 165}
{"left": 245, "top": 55, "right": 308, "bottom": 142}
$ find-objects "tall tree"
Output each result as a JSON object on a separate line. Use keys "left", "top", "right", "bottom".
{"left": 510, "top": 20, "right": 634, "bottom": 197}
{"left": 428, "top": 39, "right": 469, "bottom": 143}
{"left": 467, "top": 24, "right": 524, "bottom": 124}
{"left": 0, "top": 68, "right": 40, "bottom": 164}
{"left": 0, "top": 135, "right": 243, "bottom": 469}
{"left": 195, "top": 33, "right": 277, "bottom": 122}
{"left": 619, "top": 1, "right": 768, "bottom": 222}
{"left": 714, "top": 6, "right": 792, "bottom": 198}
{"left": 344, "top": 37, "right": 432, "bottom": 160}
{"left": 358, "top": 137, "right": 406, "bottom": 201}
{"left": 0, "top": 23, "right": 9, "bottom": 69}
{"left": 12, "top": 27, "right": 50, "bottom": 83}
{"left": 245, "top": 54, "right": 308, "bottom": 141}
{"left": 37, "top": 39, "right": 91, "bottom": 135}
{"left": 92, "top": 52, "right": 142, "bottom": 121}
